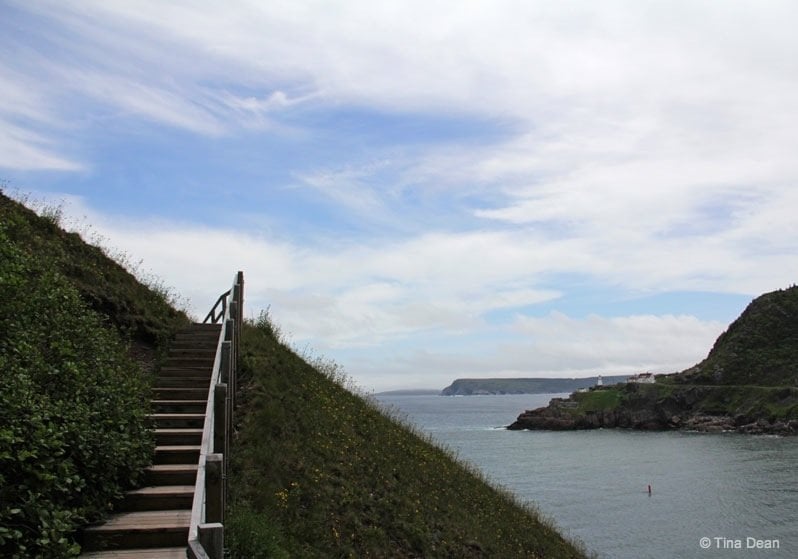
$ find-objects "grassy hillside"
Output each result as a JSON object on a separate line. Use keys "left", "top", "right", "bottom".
{"left": 0, "top": 190, "right": 189, "bottom": 557}
{"left": 677, "top": 286, "right": 798, "bottom": 386}
{"left": 1, "top": 189, "right": 588, "bottom": 557}
{"left": 227, "top": 314, "right": 589, "bottom": 558}
{"left": 0, "top": 192, "right": 190, "bottom": 348}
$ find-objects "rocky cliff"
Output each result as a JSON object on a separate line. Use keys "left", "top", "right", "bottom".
{"left": 509, "top": 286, "right": 798, "bottom": 435}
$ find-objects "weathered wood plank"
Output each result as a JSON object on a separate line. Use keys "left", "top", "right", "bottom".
{"left": 80, "top": 547, "right": 187, "bottom": 558}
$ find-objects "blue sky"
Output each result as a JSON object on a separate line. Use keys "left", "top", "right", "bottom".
{"left": 3, "top": 1, "right": 797, "bottom": 391}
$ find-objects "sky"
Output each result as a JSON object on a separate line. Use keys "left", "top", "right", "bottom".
{"left": 2, "top": 1, "right": 797, "bottom": 392}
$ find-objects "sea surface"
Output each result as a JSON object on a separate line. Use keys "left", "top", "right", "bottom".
{"left": 375, "top": 393, "right": 798, "bottom": 559}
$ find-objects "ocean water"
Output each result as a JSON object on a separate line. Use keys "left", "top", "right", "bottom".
{"left": 375, "top": 393, "right": 798, "bottom": 559}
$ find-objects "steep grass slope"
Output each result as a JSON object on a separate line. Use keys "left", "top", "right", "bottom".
{"left": 227, "top": 315, "right": 589, "bottom": 558}
{"left": 0, "top": 192, "right": 189, "bottom": 347}
{"left": 677, "top": 286, "right": 798, "bottom": 386}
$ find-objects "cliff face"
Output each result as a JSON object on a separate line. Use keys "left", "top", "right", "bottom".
{"left": 509, "top": 286, "right": 798, "bottom": 435}
{"left": 508, "top": 384, "right": 798, "bottom": 434}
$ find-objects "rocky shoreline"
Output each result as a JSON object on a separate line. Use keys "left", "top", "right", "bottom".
{"left": 507, "top": 396, "right": 798, "bottom": 435}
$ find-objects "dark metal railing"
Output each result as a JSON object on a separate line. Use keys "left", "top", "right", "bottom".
{"left": 203, "top": 289, "right": 232, "bottom": 325}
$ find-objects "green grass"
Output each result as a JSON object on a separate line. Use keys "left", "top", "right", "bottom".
{"left": 566, "top": 382, "right": 798, "bottom": 425}
{"left": 0, "top": 191, "right": 190, "bottom": 346}
{"left": 228, "top": 313, "right": 590, "bottom": 558}
{"left": 693, "top": 385, "right": 798, "bottom": 420}
{"left": 571, "top": 388, "right": 622, "bottom": 413}
{"left": 678, "top": 285, "right": 798, "bottom": 387}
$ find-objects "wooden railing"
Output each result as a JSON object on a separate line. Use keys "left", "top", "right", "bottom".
{"left": 187, "top": 271, "right": 244, "bottom": 559}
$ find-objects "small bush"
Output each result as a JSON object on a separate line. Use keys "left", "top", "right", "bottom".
{"left": 0, "top": 226, "right": 153, "bottom": 558}
{"left": 225, "top": 503, "right": 290, "bottom": 559}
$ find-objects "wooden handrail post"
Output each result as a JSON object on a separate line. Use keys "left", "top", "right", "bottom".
{"left": 213, "top": 384, "right": 227, "bottom": 456}
{"left": 220, "top": 341, "right": 231, "bottom": 384}
{"left": 225, "top": 318, "right": 235, "bottom": 410}
{"left": 233, "top": 279, "right": 242, "bottom": 362}
{"left": 236, "top": 270, "right": 244, "bottom": 329}
{"left": 205, "top": 454, "right": 224, "bottom": 524}
{"left": 198, "top": 522, "right": 223, "bottom": 559}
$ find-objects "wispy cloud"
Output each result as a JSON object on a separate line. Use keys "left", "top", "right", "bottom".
{"left": 0, "top": 121, "right": 83, "bottom": 171}
{"left": 0, "top": 62, "right": 83, "bottom": 171}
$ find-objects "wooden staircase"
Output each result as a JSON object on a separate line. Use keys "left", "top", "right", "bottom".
{"left": 80, "top": 323, "right": 222, "bottom": 558}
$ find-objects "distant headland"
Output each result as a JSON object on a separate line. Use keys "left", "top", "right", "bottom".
{"left": 440, "top": 376, "right": 629, "bottom": 396}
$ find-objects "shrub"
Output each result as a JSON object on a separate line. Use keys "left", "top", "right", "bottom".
{"left": 0, "top": 226, "right": 153, "bottom": 558}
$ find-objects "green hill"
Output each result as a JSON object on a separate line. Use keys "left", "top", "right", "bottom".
{"left": 676, "top": 286, "right": 798, "bottom": 387}
{"left": 1, "top": 190, "right": 588, "bottom": 558}
{"left": 509, "top": 287, "right": 798, "bottom": 435}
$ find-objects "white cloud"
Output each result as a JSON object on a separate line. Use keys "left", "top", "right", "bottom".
{"left": 7, "top": 2, "right": 798, "bottom": 390}
{"left": 16, "top": 1, "right": 795, "bottom": 121}
{"left": 0, "top": 121, "right": 83, "bottom": 171}
{"left": 509, "top": 312, "right": 724, "bottom": 374}
{"left": 342, "top": 311, "right": 727, "bottom": 391}
{"left": 18, "top": 191, "right": 765, "bottom": 391}
{"left": 0, "top": 64, "right": 83, "bottom": 171}
{"left": 61, "top": 71, "right": 226, "bottom": 136}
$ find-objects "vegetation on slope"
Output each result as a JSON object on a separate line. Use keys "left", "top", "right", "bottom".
{"left": 677, "top": 286, "right": 798, "bottom": 387}
{"left": 227, "top": 314, "right": 589, "bottom": 558}
{"left": 0, "top": 227, "right": 152, "bottom": 557}
{"left": 0, "top": 192, "right": 189, "bottom": 347}
{"left": 0, "top": 191, "right": 189, "bottom": 557}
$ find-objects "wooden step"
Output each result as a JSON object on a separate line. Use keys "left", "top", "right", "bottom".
{"left": 81, "top": 510, "right": 190, "bottom": 550}
{"left": 179, "top": 325, "right": 221, "bottom": 334}
{"left": 80, "top": 546, "right": 188, "bottom": 558}
{"left": 170, "top": 339, "right": 218, "bottom": 348}
{"left": 154, "top": 429, "right": 202, "bottom": 446}
{"left": 158, "top": 367, "right": 213, "bottom": 378}
{"left": 186, "top": 323, "right": 222, "bottom": 331}
{"left": 151, "top": 400, "right": 206, "bottom": 414}
{"left": 168, "top": 339, "right": 217, "bottom": 348}
{"left": 150, "top": 414, "right": 205, "bottom": 429}
{"left": 154, "top": 445, "right": 200, "bottom": 465}
{"left": 168, "top": 348, "right": 217, "bottom": 358}
{"left": 78, "top": 324, "right": 222, "bottom": 557}
{"left": 155, "top": 377, "right": 211, "bottom": 388}
{"left": 120, "top": 485, "right": 194, "bottom": 512}
{"left": 173, "top": 332, "right": 220, "bottom": 341}
{"left": 144, "top": 464, "right": 198, "bottom": 486}
{"left": 162, "top": 358, "right": 214, "bottom": 369}
{"left": 154, "top": 387, "right": 209, "bottom": 400}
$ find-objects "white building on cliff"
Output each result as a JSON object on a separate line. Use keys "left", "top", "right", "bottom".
{"left": 627, "top": 372, "right": 656, "bottom": 384}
